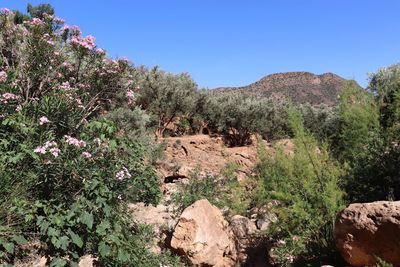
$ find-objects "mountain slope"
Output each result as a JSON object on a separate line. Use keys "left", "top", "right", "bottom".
{"left": 214, "top": 72, "right": 363, "bottom": 105}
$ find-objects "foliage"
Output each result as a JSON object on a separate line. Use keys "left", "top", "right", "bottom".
{"left": 299, "top": 103, "right": 339, "bottom": 141}
{"left": 0, "top": 5, "right": 180, "bottom": 266}
{"left": 253, "top": 108, "right": 344, "bottom": 265}
{"left": 340, "top": 66, "right": 400, "bottom": 202}
{"left": 171, "top": 169, "right": 220, "bottom": 212}
{"left": 335, "top": 82, "right": 380, "bottom": 164}
{"left": 135, "top": 66, "right": 197, "bottom": 136}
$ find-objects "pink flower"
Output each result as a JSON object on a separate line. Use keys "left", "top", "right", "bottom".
{"left": 95, "top": 48, "right": 105, "bottom": 55}
{"left": 34, "top": 146, "right": 46, "bottom": 154}
{"left": 29, "top": 18, "right": 44, "bottom": 26}
{"left": 0, "top": 92, "right": 19, "bottom": 103}
{"left": 116, "top": 167, "right": 132, "bottom": 181}
{"left": 286, "top": 255, "right": 295, "bottom": 263}
{"left": 43, "top": 14, "right": 65, "bottom": 24}
{"left": 82, "top": 151, "right": 92, "bottom": 159}
{"left": 64, "top": 135, "right": 86, "bottom": 148}
{"left": 0, "top": 71, "right": 7, "bottom": 83}
{"left": 60, "top": 24, "right": 70, "bottom": 32}
{"left": 39, "top": 116, "right": 51, "bottom": 125}
{"left": 126, "top": 89, "right": 135, "bottom": 105}
{"left": 70, "top": 35, "right": 96, "bottom": 50}
{"left": 49, "top": 147, "right": 60, "bottom": 157}
{"left": 1, "top": 8, "right": 10, "bottom": 14}
{"left": 46, "top": 40, "right": 55, "bottom": 46}
{"left": 59, "top": 81, "right": 71, "bottom": 90}
{"left": 70, "top": 25, "right": 81, "bottom": 35}
{"left": 34, "top": 141, "right": 59, "bottom": 157}
{"left": 15, "top": 105, "right": 22, "bottom": 112}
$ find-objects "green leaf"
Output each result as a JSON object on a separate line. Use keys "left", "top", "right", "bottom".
{"left": 50, "top": 257, "right": 67, "bottom": 267}
{"left": 68, "top": 229, "right": 83, "bottom": 248}
{"left": 96, "top": 220, "right": 110, "bottom": 236}
{"left": 47, "top": 227, "right": 58, "bottom": 237}
{"left": 3, "top": 242, "right": 14, "bottom": 254}
{"left": 80, "top": 211, "right": 94, "bottom": 230}
{"left": 98, "top": 241, "right": 111, "bottom": 257}
{"left": 54, "top": 235, "right": 69, "bottom": 250}
{"left": 117, "top": 248, "right": 130, "bottom": 262}
{"left": 12, "top": 235, "right": 28, "bottom": 245}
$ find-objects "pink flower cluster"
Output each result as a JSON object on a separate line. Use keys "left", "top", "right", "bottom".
{"left": 1, "top": 7, "right": 11, "bottom": 14}
{"left": 70, "top": 35, "right": 96, "bottom": 50}
{"left": 64, "top": 135, "right": 87, "bottom": 148}
{"left": 0, "top": 92, "right": 19, "bottom": 103}
{"left": 98, "top": 59, "right": 120, "bottom": 76}
{"left": 95, "top": 48, "right": 105, "bottom": 55}
{"left": 59, "top": 81, "right": 71, "bottom": 90}
{"left": 0, "top": 71, "right": 7, "bottom": 83}
{"left": 126, "top": 89, "right": 135, "bottom": 105}
{"left": 28, "top": 18, "right": 44, "bottom": 27}
{"left": 43, "top": 13, "right": 65, "bottom": 24}
{"left": 82, "top": 151, "right": 92, "bottom": 159}
{"left": 70, "top": 25, "right": 81, "bottom": 35}
{"left": 60, "top": 24, "right": 69, "bottom": 33}
{"left": 39, "top": 116, "right": 51, "bottom": 125}
{"left": 34, "top": 141, "right": 60, "bottom": 157}
{"left": 116, "top": 167, "right": 132, "bottom": 181}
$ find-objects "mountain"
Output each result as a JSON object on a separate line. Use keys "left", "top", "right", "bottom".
{"left": 214, "top": 72, "right": 363, "bottom": 106}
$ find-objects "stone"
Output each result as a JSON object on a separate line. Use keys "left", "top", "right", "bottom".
{"left": 230, "top": 215, "right": 257, "bottom": 263}
{"left": 79, "top": 255, "right": 97, "bottom": 267}
{"left": 256, "top": 213, "right": 278, "bottom": 231}
{"left": 171, "top": 199, "right": 237, "bottom": 266}
{"left": 334, "top": 201, "right": 400, "bottom": 267}
{"left": 129, "top": 203, "right": 177, "bottom": 253}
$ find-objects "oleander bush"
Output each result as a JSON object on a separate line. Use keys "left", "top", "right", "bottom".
{"left": 0, "top": 6, "right": 179, "bottom": 266}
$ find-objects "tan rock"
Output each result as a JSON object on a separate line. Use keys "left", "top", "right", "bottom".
{"left": 334, "top": 201, "right": 400, "bottom": 267}
{"left": 230, "top": 215, "right": 257, "bottom": 263}
{"left": 79, "top": 255, "right": 97, "bottom": 267}
{"left": 33, "top": 256, "right": 47, "bottom": 267}
{"left": 171, "top": 199, "right": 237, "bottom": 266}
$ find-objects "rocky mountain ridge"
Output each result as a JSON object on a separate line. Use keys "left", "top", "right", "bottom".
{"left": 214, "top": 71, "right": 363, "bottom": 105}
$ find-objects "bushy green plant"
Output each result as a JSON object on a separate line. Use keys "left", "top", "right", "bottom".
{"left": 171, "top": 169, "right": 220, "bottom": 212}
{"left": 253, "top": 107, "right": 344, "bottom": 265}
{"left": 340, "top": 66, "right": 400, "bottom": 202}
{"left": 0, "top": 6, "right": 178, "bottom": 266}
{"left": 299, "top": 103, "right": 339, "bottom": 141}
{"left": 135, "top": 66, "right": 197, "bottom": 136}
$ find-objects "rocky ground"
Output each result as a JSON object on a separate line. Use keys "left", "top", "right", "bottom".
{"left": 130, "top": 134, "right": 400, "bottom": 267}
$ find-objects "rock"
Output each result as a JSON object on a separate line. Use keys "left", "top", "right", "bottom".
{"left": 129, "top": 203, "right": 177, "bottom": 253}
{"left": 171, "top": 199, "right": 237, "bottom": 266}
{"left": 230, "top": 215, "right": 257, "bottom": 263}
{"left": 256, "top": 213, "right": 278, "bottom": 231}
{"left": 79, "top": 255, "right": 97, "bottom": 267}
{"left": 32, "top": 256, "right": 47, "bottom": 267}
{"left": 334, "top": 201, "right": 400, "bottom": 267}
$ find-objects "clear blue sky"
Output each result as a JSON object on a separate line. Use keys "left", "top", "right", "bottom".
{"left": 2, "top": 1, "right": 400, "bottom": 88}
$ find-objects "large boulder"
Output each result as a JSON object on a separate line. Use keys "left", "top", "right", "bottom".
{"left": 170, "top": 199, "right": 237, "bottom": 266}
{"left": 334, "top": 201, "right": 400, "bottom": 266}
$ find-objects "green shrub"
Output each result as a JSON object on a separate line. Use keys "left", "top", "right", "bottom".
{"left": 0, "top": 6, "right": 176, "bottom": 266}
{"left": 135, "top": 66, "right": 197, "bottom": 136}
{"left": 253, "top": 107, "right": 344, "bottom": 265}
{"left": 172, "top": 169, "right": 219, "bottom": 212}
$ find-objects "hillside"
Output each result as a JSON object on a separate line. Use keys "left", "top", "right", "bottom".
{"left": 215, "top": 71, "right": 363, "bottom": 105}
